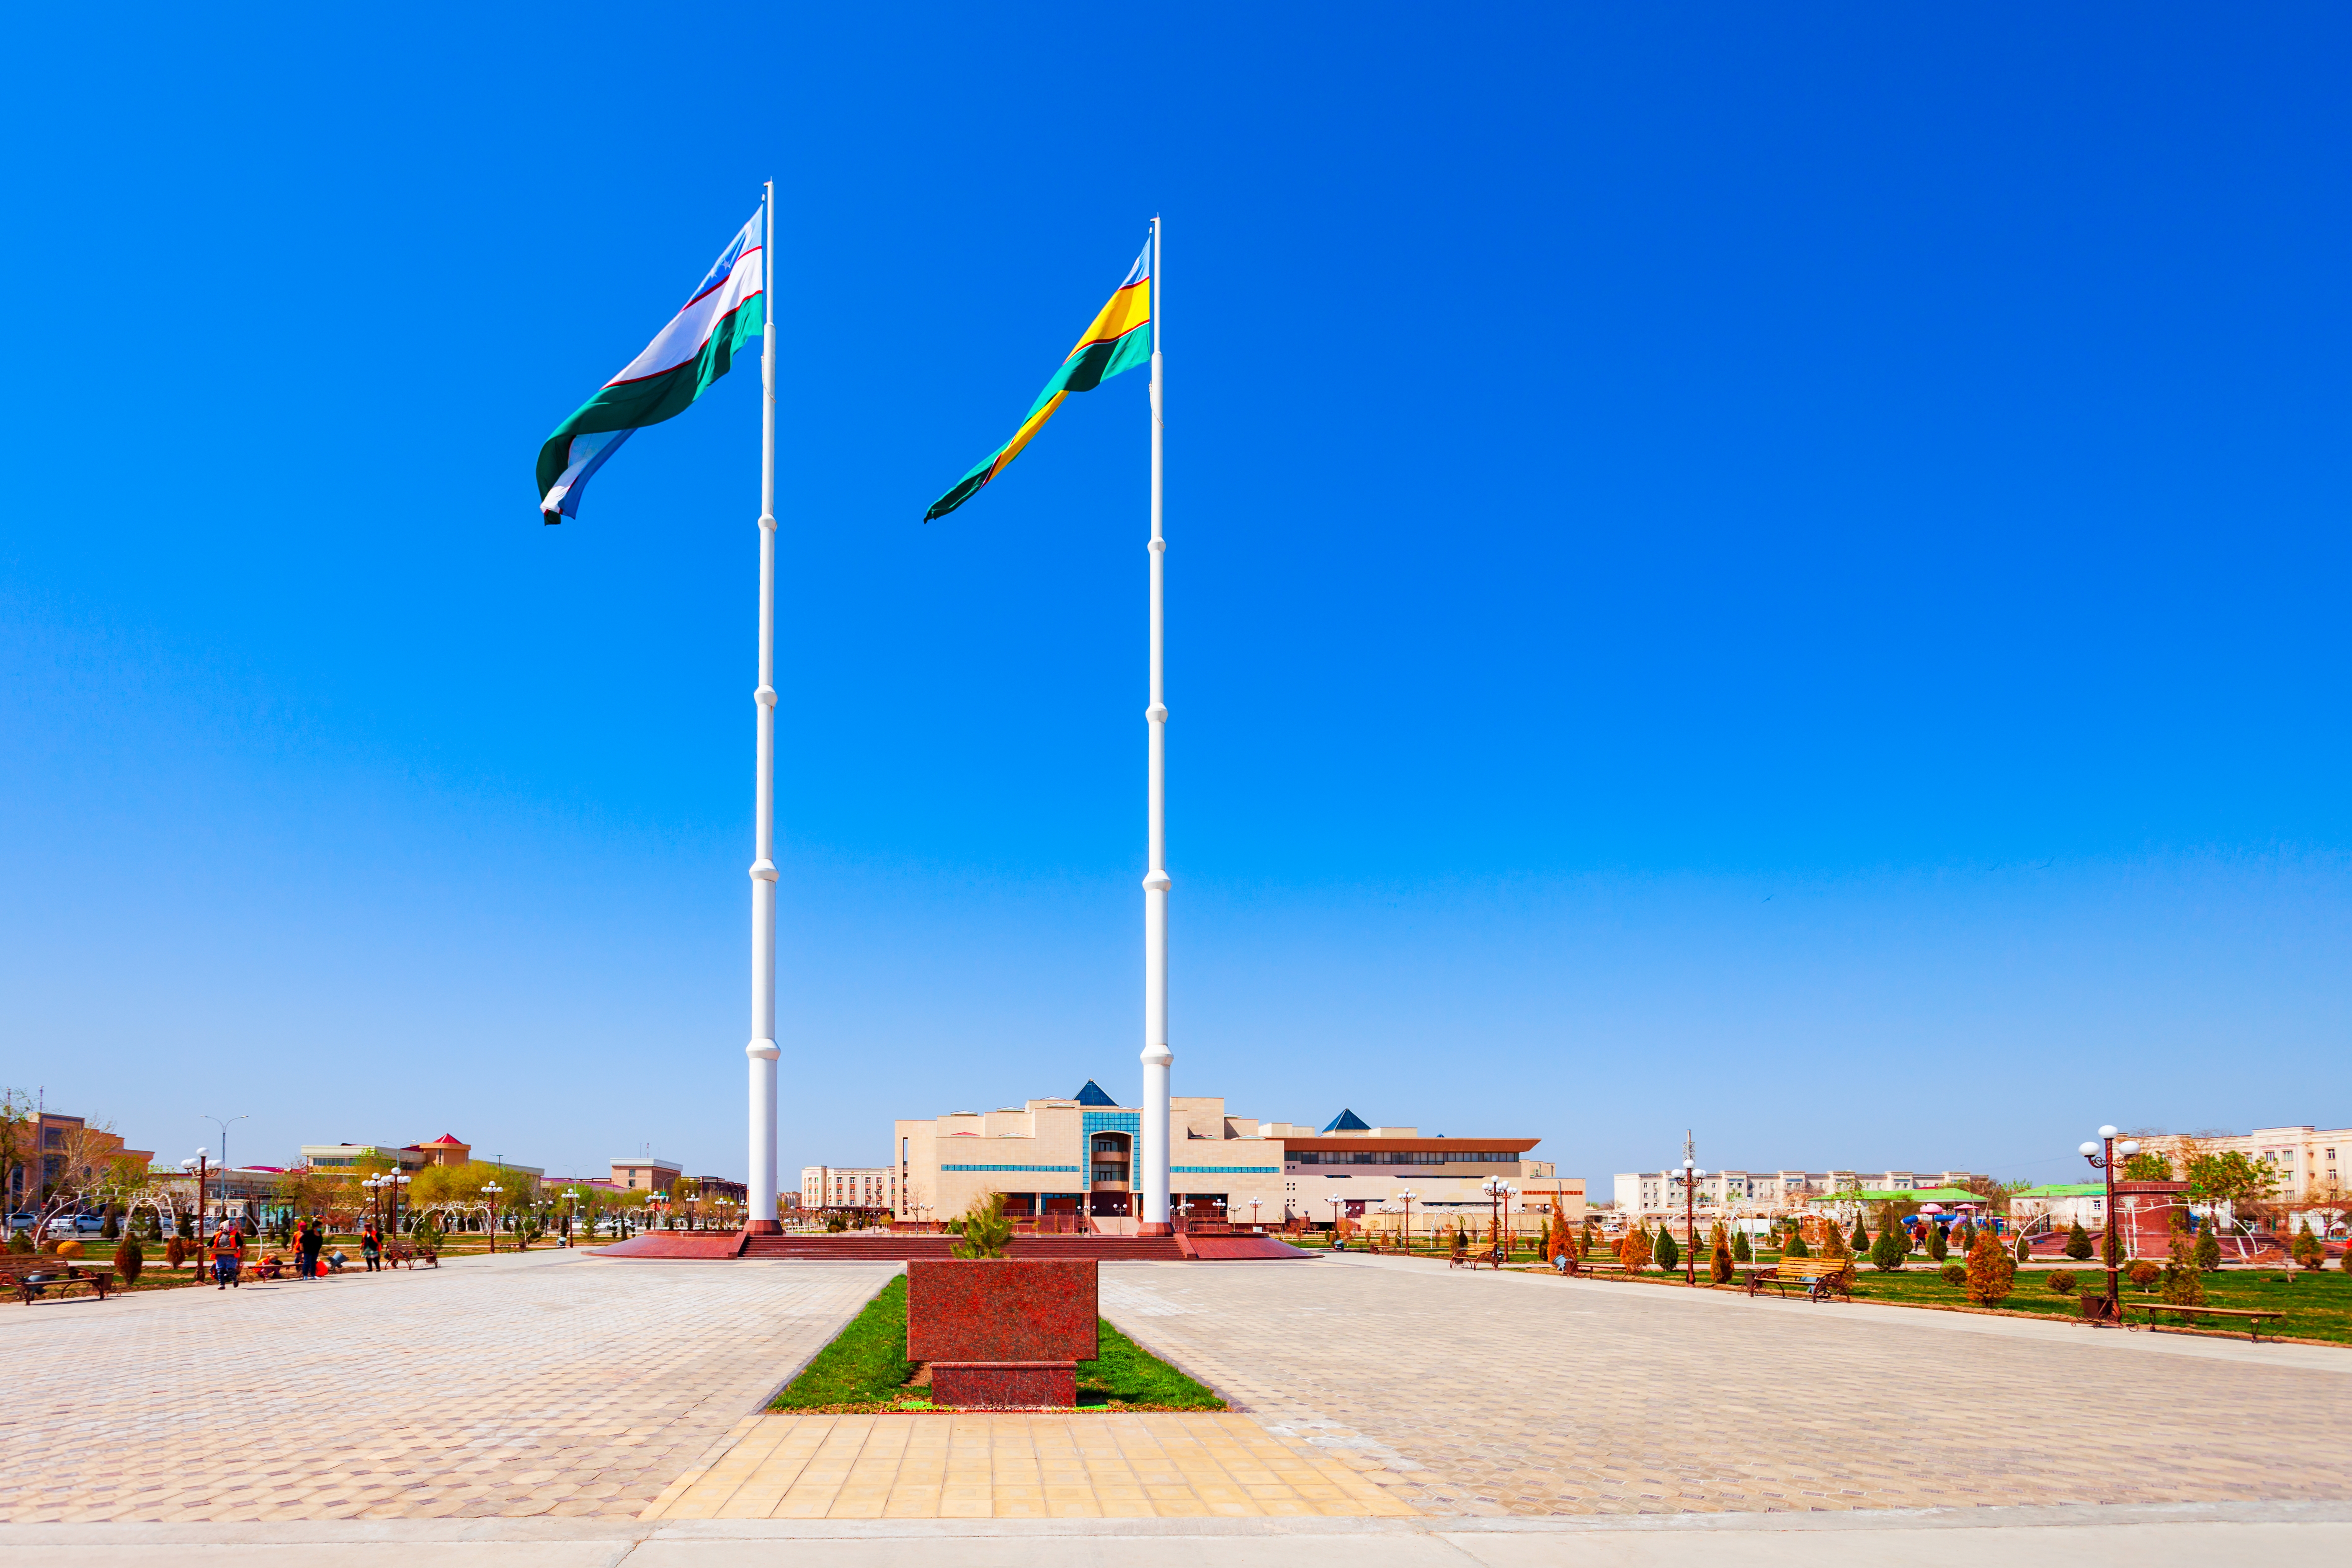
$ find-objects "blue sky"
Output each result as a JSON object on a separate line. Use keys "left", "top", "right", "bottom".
{"left": 3, "top": 6, "right": 2347, "bottom": 1191}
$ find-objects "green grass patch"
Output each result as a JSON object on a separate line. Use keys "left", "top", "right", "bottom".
{"left": 770, "top": 1274, "right": 1227, "bottom": 1412}
{"left": 773, "top": 1275, "right": 916, "bottom": 1409}
{"left": 1546, "top": 1258, "right": 2352, "bottom": 1345}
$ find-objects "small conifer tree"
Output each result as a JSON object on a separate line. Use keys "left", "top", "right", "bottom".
{"left": 113, "top": 1234, "right": 143, "bottom": 1285}
{"left": 1617, "top": 1223, "right": 1651, "bottom": 1270}
{"left": 1709, "top": 1222, "right": 1733, "bottom": 1284}
{"left": 2160, "top": 1230, "right": 2206, "bottom": 1308}
{"left": 1926, "top": 1223, "right": 1948, "bottom": 1263}
{"left": 1851, "top": 1217, "right": 1870, "bottom": 1252}
{"left": 2293, "top": 1221, "right": 2325, "bottom": 1271}
{"left": 1953, "top": 1218, "right": 1975, "bottom": 1252}
{"left": 2013, "top": 1232, "right": 2030, "bottom": 1265}
{"left": 1964, "top": 1224, "right": 2013, "bottom": 1306}
{"left": 1783, "top": 1223, "right": 1810, "bottom": 1259}
{"left": 2063, "top": 1219, "right": 2093, "bottom": 1260}
{"left": 1655, "top": 1224, "right": 1681, "bottom": 1274}
{"left": 1731, "top": 1229, "right": 1752, "bottom": 1264}
{"left": 2193, "top": 1227, "right": 2221, "bottom": 1271}
{"left": 1869, "top": 1226, "right": 1908, "bottom": 1272}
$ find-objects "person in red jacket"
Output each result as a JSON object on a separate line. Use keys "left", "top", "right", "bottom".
{"left": 210, "top": 1223, "right": 242, "bottom": 1289}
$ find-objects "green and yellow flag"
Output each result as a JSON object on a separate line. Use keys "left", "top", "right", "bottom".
{"left": 926, "top": 242, "right": 1153, "bottom": 521}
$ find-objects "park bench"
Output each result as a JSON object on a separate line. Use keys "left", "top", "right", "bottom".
{"left": 384, "top": 1241, "right": 438, "bottom": 1269}
{"left": 1744, "top": 1258, "right": 1852, "bottom": 1302}
{"left": 4, "top": 1260, "right": 116, "bottom": 1305}
{"left": 2122, "top": 1302, "right": 2287, "bottom": 1343}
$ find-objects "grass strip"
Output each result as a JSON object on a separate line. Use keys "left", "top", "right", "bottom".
{"left": 773, "top": 1275, "right": 914, "bottom": 1409}
{"left": 770, "top": 1274, "right": 1226, "bottom": 1411}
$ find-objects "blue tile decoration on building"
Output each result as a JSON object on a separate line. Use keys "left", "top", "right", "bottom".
{"left": 1082, "top": 1111, "right": 1141, "bottom": 1142}
{"left": 1171, "top": 1166, "right": 1282, "bottom": 1174}
{"left": 940, "top": 1164, "right": 1081, "bottom": 1173}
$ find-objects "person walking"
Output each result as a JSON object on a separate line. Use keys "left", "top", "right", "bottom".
{"left": 298, "top": 1217, "right": 325, "bottom": 1280}
{"left": 210, "top": 1222, "right": 242, "bottom": 1289}
{"left": 361, "top": 1222, "right": 382, "bottom": 1272}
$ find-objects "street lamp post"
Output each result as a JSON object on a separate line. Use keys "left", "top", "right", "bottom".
{"left": 2078, "top": 1125, "right": 2141, "bottom": 1320}
{"left": 1679, "top": 1156, "right": 1708, "bottom": 1287}
{"left": 1248, "top": 1197, "right": 1262, "bottom": 1230}
{"left": 1326, "top": 1193, "right": 1346, "bottom": 1237}
{"left": 1396, "top": 1188, "right": 1417, "bottom": 1253}
{"left": 481, "top": 1181, "right": 503, "bottom": 1254}
{"left": 1480, "top": 1177, "right": 1517, "bottom": 1269}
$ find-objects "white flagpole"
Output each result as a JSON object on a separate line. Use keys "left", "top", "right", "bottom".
{"left": 1139, "top": 215, "right": 1173, "bottom": 1235}
{"left": 746, "top": 180, "right": 782, "bottom": 1233}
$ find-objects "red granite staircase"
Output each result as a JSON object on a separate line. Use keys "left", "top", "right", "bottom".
{"left": 738, "top": 1232, "right": 1186, "bottom": 1262}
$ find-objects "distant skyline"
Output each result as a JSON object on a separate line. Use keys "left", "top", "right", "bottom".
{"left": 3, "top": 5, "right": 2347, "bottom": 1189}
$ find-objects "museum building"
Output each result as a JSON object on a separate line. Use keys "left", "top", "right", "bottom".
{"left": 892, "top": 1081, "right": 1578, "bottom": 1227}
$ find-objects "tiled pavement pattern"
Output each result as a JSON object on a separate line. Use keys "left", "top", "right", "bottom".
{"left": 640, "top": 1411, "right": 1420, "bottom": 1519}
{"left": 1096, "top": 1255, "right": 2352, "bottom": 1517}
{"left": 0, "top": 1251, "right": 895, "bottom": 1522}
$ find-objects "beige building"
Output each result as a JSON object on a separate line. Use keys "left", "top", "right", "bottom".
{"left": 802, "top": 1165, "right": 901, "bottom": 1211}
{"left": 611, "top": 1155, "right": 682, "bottom": 1194}
{"left": 1612, "top": 1168, "right": 1990, "bottom": 1224}
{"left": 892, "top": 1083, "right": 1573, "bottom": 1228}
{"left": 2135, "top": 1126, "right": 2347, "bottom": 1204}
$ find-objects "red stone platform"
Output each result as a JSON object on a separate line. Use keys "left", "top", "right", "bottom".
{"left": 908, "top": 1258, "right": 1097, "bottom": 1408}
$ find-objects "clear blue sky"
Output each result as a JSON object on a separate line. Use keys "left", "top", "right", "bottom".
{"left": 3, "top": 6, "right": 2346, "bottom": 1191}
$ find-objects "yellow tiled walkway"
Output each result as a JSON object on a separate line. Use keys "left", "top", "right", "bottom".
{"left": 641, "top": 1412, "right": 1421, "bottom": 1520}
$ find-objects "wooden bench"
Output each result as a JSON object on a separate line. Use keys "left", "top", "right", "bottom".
{"left": 5, "top": 1261, "right": 116, "bottom": 1305}
{"left": 384, "top": 1241, "right": 438, "bottom": 1269}
{"left": 1745, "top": 1258, "right": 1853, "bottom": 1302}
{"left": 2123, "top": 1303, "right": 2287, "bottom": 1343}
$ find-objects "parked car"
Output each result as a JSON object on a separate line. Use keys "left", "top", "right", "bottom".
{"left": 43, "top": 1215, "right": 107, "bottom": 1237}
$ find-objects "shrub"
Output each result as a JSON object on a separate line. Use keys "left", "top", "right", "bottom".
{"left": 1617, "top": 1224, "right": 1652, "bottom": 1270}
{"left": 2063, "top": 1220, "right": 2093, "bottom": 1261}
{"left": 948, "top": 1192, "right": 1014, "bottom": 1259}
{"left": 2013, "top": 1233, "right": 2030, "bottom": 1264}
{"left": 1655, "top": 1225, "right": 1681, "bottom": 1274}
{"left": 113, "top": 1236, "right": 143, "bottom": 1285}
{"left": 54, "top": 1239, "right": 83, "bottom": 1259}
{"left": 1869, "top": 1229, "right": 1908, "bottom": 1272}
{"left": 1850, "top": 1218, "right": 1870, "bottom": 1252}
{"left": 2126, "top": 1260, "right": 2159, "bottom": 1289}
{"left": 1926, "top": 1224, "right": 1948, "bottom": 1264}
{"left": 2161, "top": 1230, "right": 2206, "bottom": 1308}
{"left": 1953, "top": 1219, "right": 1975, "bottom": 1253}
{"left": 101, "top": 1211, "right": 119, "bottom": 1241}
{"left": 1939, "top": 1261, "right": 1966, "bottom": 1287}
{"left": 1710, "top": 1226, "right": 1734, "bottom": 1285}
{"left": 2047, "top": 1269, "right": 2078, "bottom": 1295}
{"left": 2293, "top": 1222, "right": 2325, "bottom": 1271}
{"left": 1731, "top": 1230, "right": 1752, "bottom": 1264}
{"left": 1783, "top": 1227, "right": 1811, "bottom": 1260}
{"left": 6, "top": 1228, "right": 31, "bottom": 1254}
{"left": 2193, "top": 1229, "right": 2221, "bottom": 1271}
{"left": 1965, "top": 1225, "right": 2014, "bottom": 1306}
{"left": 164, "top": 1234, "right": 186, "bottom": 1269}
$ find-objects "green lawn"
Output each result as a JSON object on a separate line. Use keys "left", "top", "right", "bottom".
{"left": 771, "top": 1274, "right": 1226, "bottom": 1413}
{"left": 1550, "top": 1258, "right": 2352, "bottom": 1344}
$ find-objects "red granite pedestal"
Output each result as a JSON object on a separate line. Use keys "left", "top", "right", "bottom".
{"left": 907, "top": 1258, "right": 1098, "bottom": 1409}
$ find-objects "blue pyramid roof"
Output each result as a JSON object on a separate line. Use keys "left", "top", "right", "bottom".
{"left": 1074, "top": 1080, "right": 1119, "bottom": 1107}
{"left": 1321, "top": 1108, "right": 1371, "bottom": 1132}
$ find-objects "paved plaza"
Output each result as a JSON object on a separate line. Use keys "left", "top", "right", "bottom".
{"left": 3, "top": 1244, "right": 2350, "bottom": 1559}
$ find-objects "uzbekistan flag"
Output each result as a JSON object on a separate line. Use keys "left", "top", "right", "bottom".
{"left": 538, "top": 211, "right": 766, "bottom": 523}
{"left": 925, "top": 241, "right": 1152, "bottom": 521}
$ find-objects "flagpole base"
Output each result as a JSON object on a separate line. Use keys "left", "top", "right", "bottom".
{"left": 1137, "top": 1222, "right": 1174, "bottom": 1238}
{"left": 746, "top": 1220, "right": 782, "bottom": 1235}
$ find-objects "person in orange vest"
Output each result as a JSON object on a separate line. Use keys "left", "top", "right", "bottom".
{"left": 210, "top": 1222, "right": 242, "bottom": 1289}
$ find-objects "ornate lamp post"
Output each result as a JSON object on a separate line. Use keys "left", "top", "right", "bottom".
{"left": 1480, "top": 1177, "right": 1518, "bottom": 1269}
{"left": 1395, "top": 1188, "right": 1417, "bottom": 1252}
{"left": 1678, "top": 1156, "right": 1709, "bottom": 1287}
{"left": 1326, "top": 1193, "right": 1346, "bottom": 1235}
{"left": 2078, "top": 1125, "right": 2141, "bottom": 1319}
{"left": 1248, "top": 1197, "right": 1262, "bottom": 1229}
{"left": 481, "top": 1181, "right": 503, "bottom": 1254}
